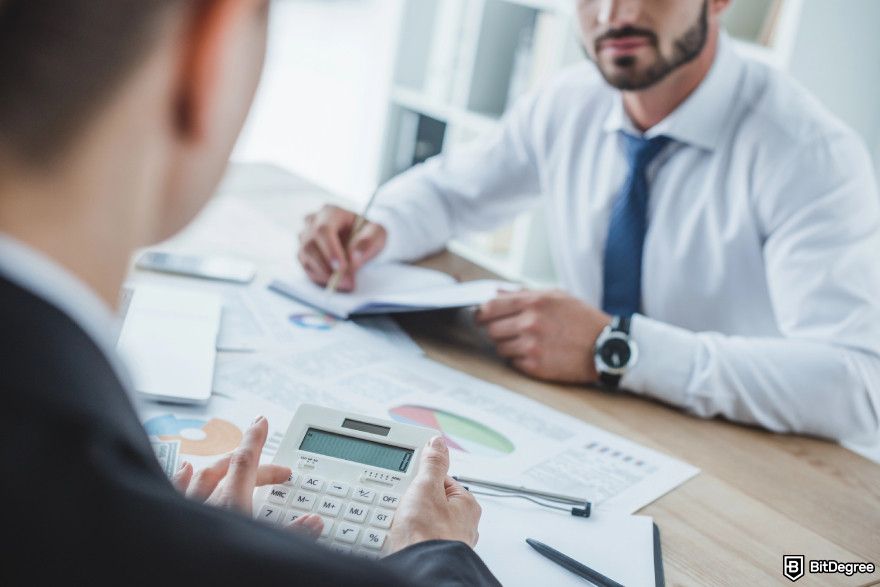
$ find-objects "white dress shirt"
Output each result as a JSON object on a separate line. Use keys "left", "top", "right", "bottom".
{"left": 369, "top": 35, "right": 880, "bottom": 446}
{"left": 0, "top": 233, "right": 134, "bottom": 395}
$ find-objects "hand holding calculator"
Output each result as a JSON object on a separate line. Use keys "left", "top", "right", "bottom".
{"left": 253, "top": 405, "right": 437, "bottom": 558}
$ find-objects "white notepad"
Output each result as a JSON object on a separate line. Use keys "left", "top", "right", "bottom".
{"left": 270, "top": 263, "right": 517, "bottom": 319}
{"left": 117, "top": 284, "right": 221, "bottom": 404}
{"left": 475, "top": 497, "right": 658, "bottom": 587}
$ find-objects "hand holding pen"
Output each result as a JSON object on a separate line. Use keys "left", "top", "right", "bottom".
{"left": 297, "top": 192, "right": 387, "bottom": 293}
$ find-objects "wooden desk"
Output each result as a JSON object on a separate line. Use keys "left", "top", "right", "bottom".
{"left": 216, "top": 162, "right": 880, "bottom": 586}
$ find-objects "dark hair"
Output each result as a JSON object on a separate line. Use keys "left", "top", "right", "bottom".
{"left": 0, "top": 0, "right": 184, "bottom": 165}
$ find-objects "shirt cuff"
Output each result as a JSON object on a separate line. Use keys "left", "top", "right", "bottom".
{"left": 621, "top": 314, "right": 698, "bottom": 408}
{"left": 366, "top": 205, "right": 410, "bottom": 263}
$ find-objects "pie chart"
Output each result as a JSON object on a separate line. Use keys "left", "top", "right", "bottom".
{"left": 289, "top": 312, "right": 337, "bottom": 331}
{"left": 144, "top": 414, "right": 243, "bottom": 457}
{"left": 389, "top": 405, "right": 515, "bottom": 458}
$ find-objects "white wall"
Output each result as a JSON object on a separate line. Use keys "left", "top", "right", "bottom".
{"left": 233, "top": 0, "right": 404, "bottom": 203}
{"left": 785, "top": 0, "right": 880, "bottom": 175}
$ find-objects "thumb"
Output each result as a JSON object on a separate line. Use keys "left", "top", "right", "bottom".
{"left": 350, "top": 223, "right": 386, "bottom": 269}
{"left": 416, "top": 436, "right": 450, "bottom": 484}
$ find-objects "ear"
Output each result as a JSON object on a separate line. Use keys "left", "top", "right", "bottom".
{"left": 173, "top": 0, "right": 260, "bottom": 141}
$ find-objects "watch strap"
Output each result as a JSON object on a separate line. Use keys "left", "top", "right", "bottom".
{"left": 599, "top": 371, "right": 622, "bottom": 388}
{"left": 597, "top": 316, "right": 632, "bottom": 389}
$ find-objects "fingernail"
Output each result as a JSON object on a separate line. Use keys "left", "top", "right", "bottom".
{"left": 429, "top": 436, "right": 446, "bottom": 449}
{"left": 330, "top": 259, "right": 341, "bottom": 271}
{"left": 177, "top": 461, "right": 189, "bottom": 471}
{"left": 352, "top": 251, "right": 363, "bottom": 264}
{"left": 251, "top": 415, "right": 265, "bottom": 426}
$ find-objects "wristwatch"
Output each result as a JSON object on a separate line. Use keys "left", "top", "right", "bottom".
{"left": 593, "top": 316, "right": 638, "bottom": 389}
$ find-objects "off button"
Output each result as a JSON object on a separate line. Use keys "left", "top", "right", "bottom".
{"left": 379, "top": 493, "right": 401, "bottom": 509}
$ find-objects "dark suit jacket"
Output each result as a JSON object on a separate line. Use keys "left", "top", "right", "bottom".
{"left": 0, "top": 275, "right": 500, "bottom": 586}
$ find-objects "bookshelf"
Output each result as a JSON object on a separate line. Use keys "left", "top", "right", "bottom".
{"left": 376, "top": 0, "right": 880, "bottom": 286}
{"left": 379, "top": 0, "right": 581, "bottom": 285}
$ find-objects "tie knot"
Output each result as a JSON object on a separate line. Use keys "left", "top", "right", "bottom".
{"left": 621, "top": 133, "right": 672, "bottom": 171}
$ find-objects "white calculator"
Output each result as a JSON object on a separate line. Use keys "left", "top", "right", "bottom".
{"left": 253, "top": 404, "right": 436, "bottom": 558}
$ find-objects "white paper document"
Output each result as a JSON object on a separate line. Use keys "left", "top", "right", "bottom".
{"left": 352, "top": 315, "right": 423, "bottom": 355}
{"left": 269, "top": 262, "right": 516, "bottom": 319}
{"left": 126, "top": 270, "right": 421, "bottom": 355}
{"left": 214, "top": 349, "right": 698, "bottom": 514}
{"left": 475, "top": 497, "right": 658, "bottom": 587}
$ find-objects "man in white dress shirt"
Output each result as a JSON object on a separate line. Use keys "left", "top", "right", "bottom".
{"left": 298, "top": 0, "right": 880, "bottom": 445}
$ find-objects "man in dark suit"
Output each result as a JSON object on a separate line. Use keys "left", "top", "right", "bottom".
{"left": 0, "top": 0, "right": 499, "bottom": 584}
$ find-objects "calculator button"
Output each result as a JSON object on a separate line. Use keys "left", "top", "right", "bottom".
{"left": 360, "top": 529, "right": 387, "bottom": 550}
{"left": 378, "top": 493, "right": 401, "bottom": 509}
{"left": 330, "top": 544, "right": 352, "bottom": 555}
{"left": 300, "top": 475, "right": 325, "bottom": 492}
{"left": 290, "top": 491, "right": 316, "bottom": 511}
{"left": 319, "top": 516, "right": 333, "bottom": 538}
{"left": 257, "top": 504, "right": 282, "bottom": 525}
{"left": 335, "top": 521, "right": 361, "bottom": 544}
{"left": 317, "top": 497, "right": 343, "bottom": 517}
{"left": 283, "top": 472, "right": 298, "bottom": 487}
{"left": 267, "top": 485, "right": 291, "bottom": 505}
{"left": 343, "top": 503, "right": 369, "bottom": 523}
{"left": 283, "top": 510, "right": 303, "bottom": 526}
{"left": 352, "top": 487, "right": 376, "bottom": 503}
{"left": 369, "top": 508, "right": 393, "bottom": 529}
{"left": 327, "top": 481, "right": 350, "bottom": 497}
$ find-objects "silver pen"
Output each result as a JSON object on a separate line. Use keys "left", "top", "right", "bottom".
{"left": 453, "top": 475, "right": 592, "bottom": 517}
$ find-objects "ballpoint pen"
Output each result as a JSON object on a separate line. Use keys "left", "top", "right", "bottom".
{"left": 324, "top": 188, "right": 380, "bottom": 295}
{"left": 526, "top": 539, "right": 624, "bottom": 587}
{"left": 453, "top": 475, "right": 591, "bottom": 517}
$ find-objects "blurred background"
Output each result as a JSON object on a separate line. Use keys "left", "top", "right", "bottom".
{"left": 233, "top": 0, "right": 880, "bottom": 286}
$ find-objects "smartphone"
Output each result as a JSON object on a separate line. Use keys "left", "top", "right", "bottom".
{"left": 135, "top": 251, "right": 256, "bottom": 284}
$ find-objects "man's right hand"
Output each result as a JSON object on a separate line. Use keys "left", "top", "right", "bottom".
{"left": 388, "top": 436, "right": 482, "bottom": 553}
{"left": 297, "top": 205, "right": 387, "bottom": 292}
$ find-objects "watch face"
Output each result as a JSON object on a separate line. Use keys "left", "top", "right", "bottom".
{"left": 600, "top": 338, "right": 631, "bottom": 369}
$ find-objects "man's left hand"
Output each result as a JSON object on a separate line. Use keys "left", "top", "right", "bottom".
{"left": 476, "top": 290, "right": 612, "bottom": 384}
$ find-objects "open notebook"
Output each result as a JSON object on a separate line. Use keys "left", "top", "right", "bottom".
{"left": 269, "top": 263, "right": 517, "bottom": 319}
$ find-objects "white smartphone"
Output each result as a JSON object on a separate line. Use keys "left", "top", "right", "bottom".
{"left": 136, "top": 251, "right": 256, "bottom": 284}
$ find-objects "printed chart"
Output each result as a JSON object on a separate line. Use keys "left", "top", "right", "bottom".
{"left": 288, "top": 312, "right": 337, "bottom": 331}
{"left": 389, "top": 405, "right": 515, "bottom": 458}
{"left": 144, "top": 414, "right": 242, "bottom": 456}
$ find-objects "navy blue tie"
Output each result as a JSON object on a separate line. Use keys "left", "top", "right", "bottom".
{"left": 602, "top": 133, "right": 671, "bottom": 317}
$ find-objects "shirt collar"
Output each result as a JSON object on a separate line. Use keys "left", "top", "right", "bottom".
{"left": 603, "top": 33, "right": 743, "bottom": 151}
{"left": 0, "top": 232, "right": 134, "bottom": 394}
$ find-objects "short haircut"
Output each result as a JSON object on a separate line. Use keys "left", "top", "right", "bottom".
{"left": 0, "top": 0, "right": 185, "bottom": 165}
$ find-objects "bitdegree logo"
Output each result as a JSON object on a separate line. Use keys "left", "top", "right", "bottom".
{"left": 783, "top": 555, "right": 875, "bottom": 582}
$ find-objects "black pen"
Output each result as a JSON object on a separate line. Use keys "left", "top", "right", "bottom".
{"left": 526, "top": 538, "right": 624, "bottom": 587}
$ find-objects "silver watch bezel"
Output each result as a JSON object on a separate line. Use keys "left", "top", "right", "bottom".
{"left": 594, "top": 325, "right": 639, "bottom": 376}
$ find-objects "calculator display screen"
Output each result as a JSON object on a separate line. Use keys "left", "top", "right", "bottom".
{"left": 299, "top": 428, "right": 414, "bottom": 472}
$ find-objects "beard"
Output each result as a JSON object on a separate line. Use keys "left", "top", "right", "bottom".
{"left": 593, "top": 0, "right": 709, "bottom": 91}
